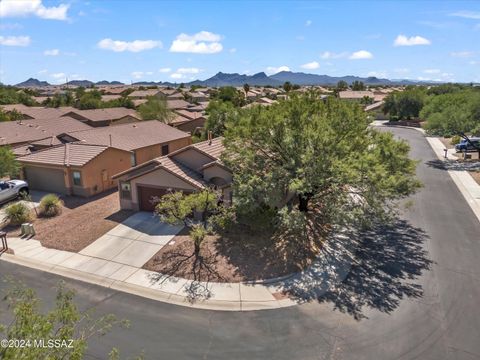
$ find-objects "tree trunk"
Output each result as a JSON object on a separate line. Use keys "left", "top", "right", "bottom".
{"left": 194, "top": 241, "right": 201, "bottom": 257}
{"left": 298, "top": 194, "right": 310, "bottom": 212}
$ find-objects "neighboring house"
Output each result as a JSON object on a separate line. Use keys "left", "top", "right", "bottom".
{"left": 0, "top": 105, "right": 76, "bottom": 120}
{"left": 62, "top": 120, "right": 192, "bottom": 166}
{"left": 166, "top": 99, "right": 193, "bottom": 110}
{"left": 18, "top": 143, "right": 132, "bottom": 196}
{"left": 0, "top": 116, "right": 92, "bottom": 147}
{"left": 365, "top": 101, "right": 388, "bottom": 120}
{"left": 169, "top": 114, "right": 206, "bottom": 134}
{"left": 128, "top": 89, "right": 163, "bottom": 99}
{"left": 113, "top": 136, "right": 231, "bottom": 212}
{"left": 61, "top": 107, "right": 141, "bottom": 127}
{"left": 338, "top": 91, "right": 375, "bottom": 101}
{"left": 101, "top": 94, "right": 122, "bottom": 102}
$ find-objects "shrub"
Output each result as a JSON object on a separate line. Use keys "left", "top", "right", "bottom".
{"left": 39, "top": 194, "right": 63, "bottom": 217}
{"left": 5, "top": 202, "right": 31, "bottom": 225}
{"left": 450, "top": 135, "right": 461, "bottom": 145}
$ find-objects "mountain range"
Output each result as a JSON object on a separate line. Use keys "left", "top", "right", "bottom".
{"left": 15, "top": 71, "right": 430, "bottom": 88}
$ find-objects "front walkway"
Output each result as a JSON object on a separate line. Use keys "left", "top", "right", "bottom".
{"left": 0, "top": 211, "right": 355, "bottom": 311}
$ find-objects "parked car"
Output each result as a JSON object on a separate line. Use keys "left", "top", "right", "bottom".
{"left": 0, "top": 180, "right": 29, "bottom": 204}
{"left": 455, "top": 137, "right": 480, "bottom": 152}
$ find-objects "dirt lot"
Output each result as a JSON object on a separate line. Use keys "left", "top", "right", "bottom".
{"left": 1, "top": 190, "right": 132, "bottom": 252}
{"left": 144, "top": 226, "right": 316, "bottom": 283}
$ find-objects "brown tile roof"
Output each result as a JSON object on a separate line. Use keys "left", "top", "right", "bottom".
{"left": 128, "top": 89, "right": 162, "bottom": 98}
{"left": 169, "top": 114, "right": 192, "bottom": 125}
{"left": 101, "top": 95, "right": 122, "bottom": 101}
{"left": 174, "top": 109, "right": 205, "bottom": 120}
{"left": 18, "top": 143, "right": 114, "bottom": 167}
{"left": 0, "top": 116, "right": 92, "bottom": 146}
{"left": 166, "top": 99, "right": 192, "bottom": 110}
{"left": 191, "top": 137, "right": 225, "bottom": 159}
{"left": 66, "top": 120, "right": 190, "bottom": 151}
{"left": 0, "top": 105, "right": 76, "bottom": 119}
{"left": 132, "top": 99, "right": 148, "bottom": 107}
{"left": 338, "top": 91, "right": 375, "bottom": 99}
{"left": 157, "top": 156, "right": 207, "bottom": 188}
{"left": 62, "top": 107, "right": 140, "bottom": 122}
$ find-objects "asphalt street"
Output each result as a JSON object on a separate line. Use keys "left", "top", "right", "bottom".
{"left": 1, "top": 126, "right": 479, "bottom": 360}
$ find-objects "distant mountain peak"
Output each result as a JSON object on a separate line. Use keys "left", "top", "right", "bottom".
{"left": 15, "top": 78, "right": 50, "bottom": 87}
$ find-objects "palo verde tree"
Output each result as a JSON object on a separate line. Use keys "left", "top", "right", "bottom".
{"left": 0, "top": 147, "right": 20, "bottom": 178}
{"left": 155, "top": 189, "right": 220, "bottom": 257}
{"left": 138, "top": 96, "right": 174, "bottom": 122}
{"left": 0, "top": 279, "right": 131, "bottom": 360}
{"left": 222, "top": 91, "right": 421, "bottom": 242}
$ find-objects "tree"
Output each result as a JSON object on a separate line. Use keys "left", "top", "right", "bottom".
{"left": 283, "top": 81, "right": 292, "bottom": 93}
{"left": 138, "top": 96, "right": 174, "bottom": 122}
{"left": 0, "top": 109, "right": 23, "bottom": 122}
{"left": 0, "top": 147, "right": 19, "bottom": 178}
{"left": 155, "top": 189, "right": 220, "bottom": 257}
{"left": 243, "top": 83, "right": 250, "bottom": 98}
{"left": 360, "top": 96, "right": 374, "bottom": 105}
{"left": 205, "top": 100, "right": 240, "bottom": 137}
{"left": 336, "top": 80, "right": 348, "bottom": 91}
{"left": 351, "top": 81, "right": 365, "bottom": 91}
{"left": 222, "top": 92, "right": 421, "bottom": 245}
{"left": 382, "top": 88, "right": 426, "bottom": 120}
{"left": 212, "top": 86, "right": 245, "bottom": 107}
{"left": 0, "top": 279, "right": 130, "bottom": 360}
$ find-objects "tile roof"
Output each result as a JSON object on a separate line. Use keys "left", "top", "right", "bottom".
{"left": 1, "top": 105, "right": 76, "bottom": 119}
{"left": 191, "top": 137, "right": 225, "bottom": 159}
{"left": 166, "top": 99, "right": 192, "bottom": 110}
{"left": 18, "top": 143, "right": 112, "bottom": 167}
{"left": 157, "top": 156, "right": 207, "bottom": 188}
{"left": 174, "top": 109, "right": 205, "bottom": 120}
{"left": 338, "top": 91, "right": 375, "bottom": 99}
{"left": 0, "top": 116, "right": 92, "bottom": 146}
{"left": 66, "top": 120, "right": 190, "bottom": 151}
{"left": 63, "top": 107, "right": 140, "bottom": 122}
{"left": 128, "top": 89, "right": 162, "bottom": 98}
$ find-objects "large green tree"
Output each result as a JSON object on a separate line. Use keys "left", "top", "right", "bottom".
{"left": 222, "top": 92, "right": 421, "bottom": 241}
{"left": 383, "top": 88, "right": 426, "bottom": 120}
{"left": 205, "top": 100, "right": 240, "bottom": 137}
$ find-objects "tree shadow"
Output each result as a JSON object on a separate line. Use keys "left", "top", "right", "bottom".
{"left": 426, "top": 159, "right": 480, "bottom": 171}
{"left": 280, "top": 219, "right": 432, "bottom": 320}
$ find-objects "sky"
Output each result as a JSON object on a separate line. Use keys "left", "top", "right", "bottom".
{"left": 0, "top": 0, "right": 479, "bottom": 85}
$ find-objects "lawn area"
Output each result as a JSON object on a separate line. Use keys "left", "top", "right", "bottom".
{"left": 1, "top": 190, "right": 133, "bottom": 252}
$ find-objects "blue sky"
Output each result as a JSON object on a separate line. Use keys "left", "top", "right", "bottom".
{"left": 0, "top": 0, "right": 479, "bottom": 85}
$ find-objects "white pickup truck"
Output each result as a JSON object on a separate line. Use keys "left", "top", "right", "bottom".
{"left": 0, "top": 180, "right": 29, "bottom": 204}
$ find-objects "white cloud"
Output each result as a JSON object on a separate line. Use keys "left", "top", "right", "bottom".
{"left": 159, "top": 68, "right": 171, "bottom": 73}
{"left": 98, "top": 38, "right": 162, "bottom": 52}
{"left": 0, "top": 35, "right": 30, "bottom": 46}
{"left": 423, "top": 69, "right": 441, "bottom": 74}
{"left": 367, "top": 71, "right": 387, "bottom": 78}
{"left": 177, "top": 67, "right": 202, "bottom": 74}
{"left": 265, "top": 66, "right": 290, "bottom": 75}
{"left": 38, "top": 69, "right": 48, "bottom": 74}
{"left": 44, "top": 49, "right": 59, "bottom": 56}
{"left": 0, "top": 22, "right": 22, "bottom": 30}
{"left": 394, "top": 34, "right": 431, "bottom": 46}
{"left": 229, "top": 48, "right": 237, "bottom": 53}
{"left": 450, "top": 51, "right": 474, "bottom": 58}
{"left": 0, "top": 0, "right": 69, "bottom": 21}
{"left": 394, "top": 68, "right": 410, "bottom": 74}
{"left": 450, "top": 10, "right": 480, "bottom": 19}
{"left": 305, "top": 20, "right": 312, "bottom": 26}
{"left": 170, "top": 73, "right": 184, "bottom": 79}
{"left": 320, "top": 51, "right": 348, "bottom": 59}
{"left": 131, "top": 71, "right": 144, "bottom": 79}
{"left": 349, "top": 50, "right": 373, "bottom": 59}
{"left": 300, "top": 61, "right": 319, "bottom": 70}
{"left": 51, "top": 72, "right": 65, "bottom": 79}
{"left": 169, "top": 31, "right": 223, "bottom": 54}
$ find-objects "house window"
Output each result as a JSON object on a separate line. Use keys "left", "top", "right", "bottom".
{"left": 120, "top": 182, "right": 131, "bottom": 199}
{"left": 161, "top": 144, "right": 169, "bottom": 156}
{"left": 72, "top": 171, "right": 82, "bottom": 186}
{"left": 130, "top": 152, "right": 137, "bottom": 167}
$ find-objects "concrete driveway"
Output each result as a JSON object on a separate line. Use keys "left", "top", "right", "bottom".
{"left": 79, "top": 212, "right": 183, "bottom": 268}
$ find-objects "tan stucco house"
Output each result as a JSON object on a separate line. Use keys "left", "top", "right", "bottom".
{"left": 113, "top": 137, "right": 232, "bottom": 211}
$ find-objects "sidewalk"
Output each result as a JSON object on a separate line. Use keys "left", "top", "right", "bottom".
{"left": 426, "top": 137, "right": 480, "bottom": 223}
{"left": 0, "top": 225, "right": 355, "bottom": 311}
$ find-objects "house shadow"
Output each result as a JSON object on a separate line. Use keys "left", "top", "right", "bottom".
{"left": 280, "top": 219, "right": 432, "bottom": 320}
{"left": 61, "top": 189, "right": 118, "bottom": 210}
{"left": 426, "top": 159, "right": 480, "bottom": 172}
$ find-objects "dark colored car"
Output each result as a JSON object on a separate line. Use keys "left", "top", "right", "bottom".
{"left": 455, "top": 138, "right": 480, "bottom": 152}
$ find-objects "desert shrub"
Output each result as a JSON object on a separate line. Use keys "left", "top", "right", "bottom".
{"left": 39, "top": 194, "right": 63, "bottom": 217}
{"left": 450, "top": 135, "right": 461, "bottom": 145}
{"left": 4, "top": 202, "right": 31, "bottom": 225}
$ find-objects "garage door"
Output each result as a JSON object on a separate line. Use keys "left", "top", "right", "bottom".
{"left": 24, "top": 166, "right": 67, "bottom": 194}
{"left": 138, "top": 186, "right": 167, "bottom": 212}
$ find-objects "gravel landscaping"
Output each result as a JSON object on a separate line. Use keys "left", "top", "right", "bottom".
{"left": 1, "top": 190, "right": 133, "bottom": 252}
